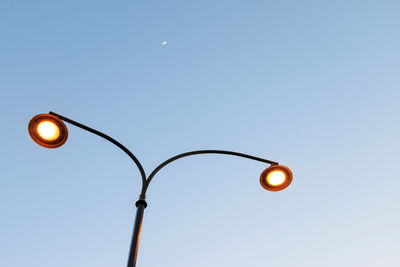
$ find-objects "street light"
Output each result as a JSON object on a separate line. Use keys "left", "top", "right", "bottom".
{"left": 28, "top": 111, "right": 293, "bottom": 267}
{"left": 28, "top": 114, "right": 68, "bottom": 148}
{"left": 260, "top": 165, "right": 293, "bottom": 191}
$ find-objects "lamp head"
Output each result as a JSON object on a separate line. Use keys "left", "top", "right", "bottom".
{"left": 28, "top": 114, "right": 68, "bottom": 148}
{"left": 260, "top": 165, "right": 293, "bottom": 191}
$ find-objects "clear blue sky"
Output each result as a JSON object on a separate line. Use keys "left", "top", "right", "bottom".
{"left": 1, "top": 0, "right": 399, "bottom": 266}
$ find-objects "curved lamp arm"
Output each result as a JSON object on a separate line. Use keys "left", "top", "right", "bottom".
{"left": 49, "top": 111, "right": 147, "bottom": 188}
{"left": 140, "top": 150, "right": 279, "bottom": 199}
{"left": 47, "top": 112, "right": 280, "bottom": 202}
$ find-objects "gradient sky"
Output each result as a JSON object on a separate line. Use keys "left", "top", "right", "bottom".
{"left": 1, "top": 1, "right": 400, "bottom": 266}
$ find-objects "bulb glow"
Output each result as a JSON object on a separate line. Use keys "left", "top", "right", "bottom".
{"left": 266, "top": 170, "right": 286, "bottom": 186}
{"left": 37, "top": 121, "right": 60, "bottom": 141}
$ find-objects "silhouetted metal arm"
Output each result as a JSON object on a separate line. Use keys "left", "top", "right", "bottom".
{"left": 141, "top": 150, "right": 278, "bottom": 199}
{"left": 42, "top": 113, "right": 282, "bottom": 267}
{"left": 49, "top": 111, "right": 147, "bottom": 188}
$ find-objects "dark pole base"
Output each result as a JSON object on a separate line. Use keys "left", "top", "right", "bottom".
{"left": 126, "top": 200, "right": 147, "bottom": 267}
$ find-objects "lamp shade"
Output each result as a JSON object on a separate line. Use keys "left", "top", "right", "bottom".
{"left": 28, "top": 114, "right": 68, "bottom": 148}
{"left": 260, "top": 165, "right": 293, "bottom": 191}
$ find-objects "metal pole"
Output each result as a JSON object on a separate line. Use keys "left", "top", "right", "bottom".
{"left": 127, "top": 200, "right": 147, "bottom": 267}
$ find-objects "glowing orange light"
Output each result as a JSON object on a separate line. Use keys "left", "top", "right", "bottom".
{"left": 260, "top": 165, "right": 293, "bottom": 191}
{"left": 266, "top": 170, "right": 286, "bottom": 186}
{"left": 37, "top": 121, "right": 60, "bottom": 141}
{"left": 28, "top": 114, "right": 68, "bottom": 148}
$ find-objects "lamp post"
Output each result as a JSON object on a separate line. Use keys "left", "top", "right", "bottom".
{"left": 28, "top": 112, "right": 293, "bottom": 267}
